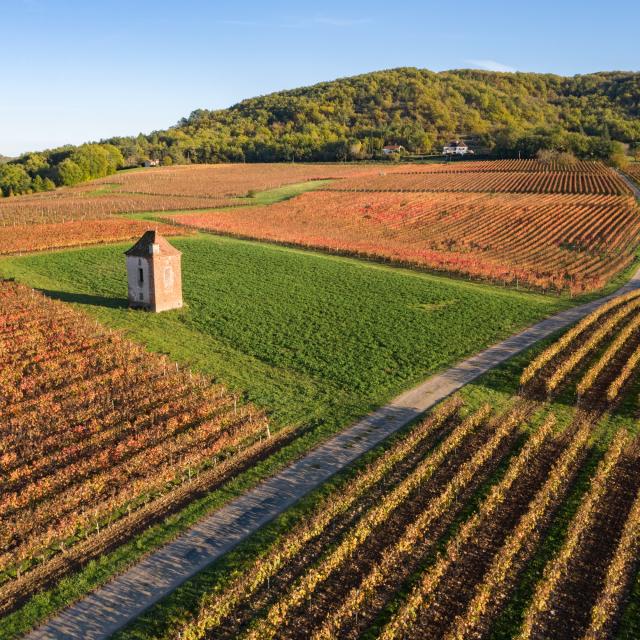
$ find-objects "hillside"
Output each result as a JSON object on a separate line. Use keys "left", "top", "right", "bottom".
{"left": 2, "top": 68, "right": 640, "bottom": 196}
{"left": 116, "top": 68, "right": 640, "bottom": 163}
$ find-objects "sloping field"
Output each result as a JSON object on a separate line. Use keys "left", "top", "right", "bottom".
{"left": 168, "top": 190, "right": 640, "bottom": 293}
{"left": 171, "top": 291, "right": 640, "bottom": 640}
{"left": 0, "top": 164, "right": 377, "bottom": 228}
{"left": 3, "top": 160, "right": 636, "bottom": 286}
{"left": 90, "top": 163, "right": 375, "bottom": 198}
{"left": 383, "top": 158, "right": 615, "bottom": 174}
{"left": 0, "top": 163, "right": 382, "bottom": 255}
{"left": 0, "top": 191, "right": 243, "bottom": 227}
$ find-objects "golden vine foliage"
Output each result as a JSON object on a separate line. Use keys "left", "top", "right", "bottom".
{"left": 176, "top": 398, "right": 462, "bottom": 640}
{"left": 577, "top": 314, "right": 640, "bottom": 396}
{"left": 518, "top": 430, "right": 630, "bottom": 639}
{"left": 545, "top": 297, "right": 640, "bottom": 393}
{"left": 520, "top": 289, "right": 640, "bottom": 386}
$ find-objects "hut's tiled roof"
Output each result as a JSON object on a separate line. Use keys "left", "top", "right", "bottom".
{"left": 124, "top": 230, "right": 181, "bottom": 257}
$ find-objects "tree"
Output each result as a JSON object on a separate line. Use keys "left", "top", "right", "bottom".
{"left": 536, "top": 149, "right": 555, "bottom": 164}
{"left": 22, "top": 153, "right": 49, "bottom": 176}
{"left": 0, "top": 163, "right": 31, "bottom": 196}
{"left": 32, "top": 175, "right": 45, "bottom": 191}
{"left": 557, "top": 151, "right": 578, "bottom": 167}
{"left": 102, "top": 144, "right": 125, "bottom": 172}
{"left": 608, "top": 142, "right": 630, "bottom": 169}
{"left": 57, "top": 158, "right": 85, "bottom": 186}
{"left": 349, "top": 141, "right": 366, "bottom": 160}
{"left": 70, "top": 143, "right": 124, "bottom": 181}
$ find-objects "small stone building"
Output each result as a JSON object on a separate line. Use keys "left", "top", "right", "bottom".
{"left": 125, "top": 230, "right": 183, "bottom": 312}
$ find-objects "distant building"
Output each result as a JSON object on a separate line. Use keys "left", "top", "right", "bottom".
{"left": 382, "top": 145, "right": 405, "bottom": 155}
{"left": 125, "top": 230, "right": 183, "bottom": 312}
{"left": 443, "top": 140, "right": 473, "bottom": 156}
{"left": 143, "top": 159, "right": 160, "bottom": 167}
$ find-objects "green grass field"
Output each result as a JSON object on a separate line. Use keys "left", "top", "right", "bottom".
{"left": 0, "top": 233, "right": 567, "bottom": 429}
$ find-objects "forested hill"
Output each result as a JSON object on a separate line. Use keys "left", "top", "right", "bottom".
{"left": 2, "top": 68, "right": 640, "bottom": 196}
{"left": 152, "top": 68, "right": 639, "bottom": 163}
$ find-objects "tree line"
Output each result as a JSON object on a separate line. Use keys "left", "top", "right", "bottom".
{"left": 2, "top": 68, "right": 639, "bottom": 196}
{"left": 0, "top": 143, "right": 124, "bottom": 197}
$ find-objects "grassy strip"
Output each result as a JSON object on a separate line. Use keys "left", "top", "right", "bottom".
{"left": 616, "top": 567, "right": 640, "bottom": 639}
{"left": 121, "top": 179, "right": 334, "bottom": 222}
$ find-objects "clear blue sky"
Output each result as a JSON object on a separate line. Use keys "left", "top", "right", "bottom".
{"left": 1, "top": 0, "right": 638, "bottom": 156}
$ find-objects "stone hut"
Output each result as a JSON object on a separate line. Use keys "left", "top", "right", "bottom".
{"left": 125, "top": 230, "right": 183, "bottom": 312}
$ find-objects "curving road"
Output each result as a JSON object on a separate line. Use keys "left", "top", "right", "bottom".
{"left": 24, "top": 265, "right": 640, "bottom": 640}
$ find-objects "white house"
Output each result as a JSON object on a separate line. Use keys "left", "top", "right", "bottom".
{"left": 442, "top": 140, "right": 473, "bottom": 156}
{"left": 382, "top": 144, "right": 405, "bottom": 155}
{"left": 143, "top": 159, "right": 161, "bottom": 167}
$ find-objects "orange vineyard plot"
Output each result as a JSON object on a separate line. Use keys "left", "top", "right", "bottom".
{"left": 328, "top": 169, "right": 631, "bottom": 195}
{"left": 90, "top": 162, "right": 378, "bottom": 198}
{"left": 0, "top": 282, "right": 278, "bottom": 611}
{"left": 0, "top": 190, "right": 242, "bottom": 227}
{"left": 0, "top": 163, "right": 381, "bottom": 228}
{"left": 0, "top": 218, "right": 185, "bottom": 255}
{"left": 383, "top": 159, "right": 616, "bottom": 174}
{"left": 168, "top": 190, "right": 640, "bottom": 293}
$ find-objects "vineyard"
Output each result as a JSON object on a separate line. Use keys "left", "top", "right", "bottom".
{"left": 0, "top": 190, "right": 242, "bottom": 228}
{"left": 0, "top": 163, "right": 382, "bottom": 256}
{"left": 2, "top": 158, "right": 640, "bottom": 638}
{"left": 1, "top": 160, "right": 637, "bottom": 292}
{"left": 0, "top": 164, "right": 374, "bottom": 227}
{"left": 326, "top": 168, "right": 631, "bottom": 195}
{"left": 0, "top": 218, "right": 185, "bottom": 255}
{"left": 0, "top": 281, "right": 288, "bottom": 615}
{"left": 90, "top": 163, "right": 374, "bottom": 198}
{"left": 170, "top": 288, "right": 640, "bottom": 640}
{"left": 382, "top": 159, "right": 616, "bottom": 174}
{"left": 167, "top": 190, "right": 640, "bottom": 293}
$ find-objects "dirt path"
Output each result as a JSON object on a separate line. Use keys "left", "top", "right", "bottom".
{"left": 24, "top": 266, "right": 640, "bottom": 640}
{"left": 619, "top": 169, "right": 640, "bottom": 199}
